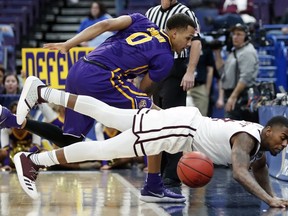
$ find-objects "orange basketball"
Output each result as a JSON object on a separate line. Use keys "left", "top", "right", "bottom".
{"left": 177, "top": 152, "right": 214, "bottom": 188}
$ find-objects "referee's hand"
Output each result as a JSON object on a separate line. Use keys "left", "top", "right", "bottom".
{"left": 181, "top": 72, "right": 195, "bottom": 91}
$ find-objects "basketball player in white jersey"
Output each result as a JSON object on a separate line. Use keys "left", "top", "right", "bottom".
{"left": 3, "top": 76, "right": 288, "bottom": 207}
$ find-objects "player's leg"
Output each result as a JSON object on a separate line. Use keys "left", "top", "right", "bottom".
{"left": 14, "top": 128, "right": 186, "bottom": 202}
{"left": 16, "top": 76, "right": 138, "bottom": 132}
{"left": 158, "top": 59, "right": 187, "bottom": 193}
{"left": 0, "top": 103, "right": 84, "bottom": 148}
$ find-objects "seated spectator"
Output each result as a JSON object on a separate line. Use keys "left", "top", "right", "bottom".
{"left": 0, "top": 66, "right": 5, "bottom": 93}
{"left": 2, "top": 73, "right": 21, "bottom": 95}
{"left": 78, "top": 2, "right": 114, "bottom": 48}
{"left": 0, "top": 101, "right": 42, "bottom": 172}
{"left": 0, "top": 24, "right": 15, "bottom": 72}
{"left": 206, "top": 0, "right": 256, "bottom": 30}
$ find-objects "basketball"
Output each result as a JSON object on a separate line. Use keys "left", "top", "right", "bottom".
{"left": 177, "top": 152, "right": 214, "bottom": 188}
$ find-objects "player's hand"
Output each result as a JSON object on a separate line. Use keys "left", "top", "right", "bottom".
{"left": 180, "top": 72, "right": 195, "bottom": 91}
{"left": 43, "top": 43, "right": 69, "bottom": 54}
{"left": 268, "top": 197, "right": 288, "bottom": 208}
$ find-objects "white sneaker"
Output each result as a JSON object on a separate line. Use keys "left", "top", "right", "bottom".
{"left": 16, "top": 76, "right": 45, "bottom": 125}
{"left": 14, "top": 152, "right": 43, "bottom": 199}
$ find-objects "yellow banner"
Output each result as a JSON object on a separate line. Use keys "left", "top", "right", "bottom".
{"left": 22, "top": 47, "right": 94, "bottom": 89}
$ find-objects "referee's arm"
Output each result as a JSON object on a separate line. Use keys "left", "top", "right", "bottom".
{"left": 181, "top": 10, "right": 202, "bottom": 91}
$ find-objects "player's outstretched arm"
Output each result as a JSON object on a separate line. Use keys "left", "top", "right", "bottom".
{"left": 43, "top": 15, "right": 132, "bottom": 53}
{"left": 231, "top": 133, "right": 288, "bottom": 208}
{"left": 251, "top": 154, "right": 275, "bottom": 197}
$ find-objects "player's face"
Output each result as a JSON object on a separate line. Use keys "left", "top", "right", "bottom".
{"left": 171, "top": 26, "right": 194, "bottom": 54}
{"left": 263, "top": 125, "right": 288, "bottom": 156}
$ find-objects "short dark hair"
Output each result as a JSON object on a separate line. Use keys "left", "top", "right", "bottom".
{"left": 266, "top": 116, "right": 288, "bottom": 128}
{"left": 166, "top": 13, "right": 196, "bottom": 31}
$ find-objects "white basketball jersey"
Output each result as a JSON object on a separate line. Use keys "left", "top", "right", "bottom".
{"left": 132, "top": 106, "right": 263, "bottom": 166}
{"left": 193, "top": 117, "right": 263, "bottom": 165}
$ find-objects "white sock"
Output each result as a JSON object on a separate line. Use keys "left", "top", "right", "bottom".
{"left": 40, "top": 87, "right": 70, "bottom": 107}
{"left": 30, "top": 150, "right": 59, "bottom": 167}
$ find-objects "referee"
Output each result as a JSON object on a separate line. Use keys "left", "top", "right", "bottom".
{"left": 146, "top": 0, "right": 202, "bottom": 194}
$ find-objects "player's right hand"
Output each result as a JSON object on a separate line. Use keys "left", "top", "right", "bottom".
{"left": 43, "top": 43, "right": 69, "bottom": 54}
{"left": 268, "top": 197, "right": 288, "bottom": 208}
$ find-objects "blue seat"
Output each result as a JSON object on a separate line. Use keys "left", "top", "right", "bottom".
{"left": 6, "top": 0, "right": 39, "bottom": 21}
{"left": 273, "top": 0, "right": 288, "bottom": 19}
{"left": 193, "top": 7, "right": 219, "bottom": 33}
{"left": 253, "top": 0, "right": 271, "bottom": 24}
{"left": 0, "top": 8, "right": 28, "bottom": 36}
{"left": 0, "top": 95, "right": 20, "bottom": 108}
{"left": 0, "top": 17, "right": 20, "bottom": 45}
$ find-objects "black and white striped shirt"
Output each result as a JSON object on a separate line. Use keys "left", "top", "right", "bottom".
{"left": 146, "top": 2, "right": 201, "bottom": 58}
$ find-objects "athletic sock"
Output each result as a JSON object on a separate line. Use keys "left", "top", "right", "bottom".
{"left": 29, "top": 150, "right": 59, "bottom": 167}
{"left": 40, "top": 87, "right": 70, "bottom": 107}
{"left": 145, "top": 173, "right": 163, "bottom": 192}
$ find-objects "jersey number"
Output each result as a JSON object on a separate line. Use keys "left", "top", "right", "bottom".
{"left": 126, "top": 28, "right": 165, "bottom": 45}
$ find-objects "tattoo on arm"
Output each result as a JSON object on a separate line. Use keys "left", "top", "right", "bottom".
{"left": 231, "top": 133, "right": 272, "bottom": 204}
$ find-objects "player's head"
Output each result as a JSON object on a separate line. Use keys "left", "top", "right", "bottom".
{"left": 261, "top": 116, "right": 288, "bottom": 156}
{"left": 166, "top": 13, "right": 196, "bottom": 54}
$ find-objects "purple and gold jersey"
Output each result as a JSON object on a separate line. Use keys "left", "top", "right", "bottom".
{"left": 86, "top": 13, "right": 174, "bottom": 82}
{"left": 65, "top": 13, "right": 174, "bottom": 137}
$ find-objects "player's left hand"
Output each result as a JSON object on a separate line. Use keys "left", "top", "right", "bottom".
{"left": 181, "top": 72, "right": 195, "bottom": 91}
{"left": 43, "top": 43, "right": 69, "bottom": 54}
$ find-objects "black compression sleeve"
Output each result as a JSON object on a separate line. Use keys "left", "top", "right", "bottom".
{"left": 24, "top": 119, "right": 84, "bottom": 147}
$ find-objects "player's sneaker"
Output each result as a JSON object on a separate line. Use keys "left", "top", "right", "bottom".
{"left": 0, "top": 105, "right": 21, "bottom": 129}
{"left": 16, "top": 76, "right": 46, "bottom": 125}
{"left": 140, "top": 187, "right": 186, "bottom": 203}
{"left": 14, "top": 152, "right": 44, "bottom": 199}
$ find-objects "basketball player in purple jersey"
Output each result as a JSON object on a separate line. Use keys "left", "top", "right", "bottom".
{"left": 1, "top": 13, "right": 196, "bottom": 202}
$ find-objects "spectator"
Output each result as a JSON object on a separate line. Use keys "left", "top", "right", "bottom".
{"left": 0, "top": 24, "right": 15, "bottom": 72}
{"left": 78, "top": 2, "right": 114, "bottom": 48}
{"left": 2, "top": 73, "right": 21, "bottom": 95}
{"left": 214, "top": 23, "right": 259, "bottom": 122}
{"left": 0, "top": 66, "right": 5, "bottom": 93}
{"left": 206, "top": 0, "right": 256, "bottom": 30}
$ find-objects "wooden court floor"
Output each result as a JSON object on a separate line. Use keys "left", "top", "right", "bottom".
{"left": 0, "top": 166, "right": 288, "bottom": 216}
